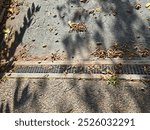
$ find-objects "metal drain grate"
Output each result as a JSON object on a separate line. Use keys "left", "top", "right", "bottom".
{"left": 13, "top": 64, "right": 150, "bottom": 75}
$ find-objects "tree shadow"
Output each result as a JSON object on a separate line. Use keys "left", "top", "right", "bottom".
{"left": 13, "top": 78, "right": 48, "bottom": 112}
{"left": 0, "top": 2, "right": 41, "bottom": 79}
{"left": 62, "top": 32, "right": 90, "bottom": 59}
{"left": 30, "top": 79, "right": 48, "bottom": 113}
{"left": 7, "top": 3, "right": 41, "bottom": 60}
{"left": 0, "top": 77, "right": 48, "bottom": 113}
{"left": 13, "top": 78, "right": 32, "bottom": 109}
{"left": 57, "top": 98, "right": 74, "bottom": 113}
{"left": 127, "top": 84, "right": 150, "bottom": 113}
{"left": 97, "top": 0, "right": 150, "bottom": 57}
{"left": 0, "top": 0, "right": 150, "bottom": 113}
{"left": 0, "top": 102, "right": 10, "bottom": 113}
{"left": 83, "top": 84, "right": 99, "bottom": 112}
{"left": 57, "top": 0, "right": 89, "bottom": 24}
{"left": 57, "top": 0, "right": 150, "bottom": 59}
{"left": 56, "top": 0, "right": 150, "bottom": 113}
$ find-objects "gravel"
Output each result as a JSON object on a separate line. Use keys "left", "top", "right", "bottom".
{"left": 0, "top": 78, "right": 150, "bottom": 113}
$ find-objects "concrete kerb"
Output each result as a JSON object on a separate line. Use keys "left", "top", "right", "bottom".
{"left": 13, "top": 59, "right": 150, "bottom": 66}
{"left": 3, "top": 73, "right": 150, "bottom": 81}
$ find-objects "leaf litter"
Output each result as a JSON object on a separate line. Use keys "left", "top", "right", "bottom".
{"left": 91, "top": 43, "right": 150, "bottom": 58}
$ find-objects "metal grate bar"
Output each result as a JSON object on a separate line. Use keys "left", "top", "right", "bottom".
{"left": 13, "top": 64, "right": 150, "bottom": 75}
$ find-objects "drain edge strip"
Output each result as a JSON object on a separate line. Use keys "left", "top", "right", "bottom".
{"left": 3, "top": 73, "right": 150, "bottom": 80}
{"left": 13, "top": 59, "right": 150, "bottom": 65}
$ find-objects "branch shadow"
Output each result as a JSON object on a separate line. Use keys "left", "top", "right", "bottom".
{"left": 57, "top": 0, "right": 150, "bottom": 112}
{"left": 57, "top": 98, "right": 74, "bottom": 113}
{"left": 0, "top": 77, "right": 48, "bottom": 113}
{"left": 0, "top": 2, "right": 41, "bottom": 79}
{"left": 13, "top": 78, "right": 32, "bottom": 109}
{"left": 30, "top": 79, "right": 48, "bottom": 113}
{"left": 0, "top": 0, "right": 150, "bottom": 113}
{"left": 127, "top": 84, "right": 150, "bottom": 113}
{"left": 0, "top": 102, "right": 10, "bottom": 113}
{"left": 7, "top": 3, "right": 41, "bottom": 60}
{"left": 62, "top": 32, "right": 90, "bottom": 59}
{"left": 83, "top": 84, "right": 99, "bottom": 112}
{"left": 13, "top": 78, "right": 48, "bottom": 112}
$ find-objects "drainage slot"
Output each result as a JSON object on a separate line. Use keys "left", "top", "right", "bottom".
{"left": 13, "top": 64, "right": 150, "bottom": 75}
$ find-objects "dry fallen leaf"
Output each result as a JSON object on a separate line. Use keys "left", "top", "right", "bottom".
{"left": 95, "top": 7, "right": 102, "bottom": 12}
{"left": 7, "top": 1, "right": 20, "bottom": 17}
{"left": 80, "top": 0, "right": 89, "bottom": 3}
{"left": 145, "top": 3, "right": 150, "bottom": 8}
{"left": 91, "top": 47, "right": 106, "bottom": 58}
{"left": 134, "top": 45, "right": 150, "bottom": 57}
{"left": 147, "top": 6, "right": 150, "bottom": 10}
{"left": 88, "top": 9, "right": 95, "bottom": 14}
{"left": 134, "top": 3, "right": 141, "bottom": 10}
{"left": 107, "top": 45, "right": 124, "bottom": 58}
{"left": 3, "top": 28, "right": 11, "bottom": 40}
{"left": 68, "top": 21, "right": 87, "bottom": 32}
{"left": 8, "top": 8, "right": 14, "bottom": 14}
{"left": 3, "top": 28, "right": 11, "bottom": 34}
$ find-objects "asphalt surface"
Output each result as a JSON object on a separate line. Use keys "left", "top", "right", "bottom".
{"left": 1, "top": 0, "right": 150, "bottom": 113}
{"left": 0, "top": 79, "right": 150, "bottom": 113}
{"left": 7, "top": 0, "right": 150, "bottom": 60}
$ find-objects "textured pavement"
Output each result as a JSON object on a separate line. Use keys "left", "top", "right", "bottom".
{"left": 1, "top": 0, "right": 150, "bottom": 113}
{"left": 7, "top": 0, "right": 150, "bottom": 60}
{"left": 0, "top": 79, "right": 150, "bottom": 113}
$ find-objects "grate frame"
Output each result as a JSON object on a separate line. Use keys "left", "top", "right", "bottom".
{"left": 12, "top": 64, "right": 150, "bottom": 75}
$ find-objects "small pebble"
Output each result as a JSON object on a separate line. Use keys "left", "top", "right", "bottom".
{"left": 32, "top": 39, "right": 35, "bottom": 42}
{"left": 61, "top": 15, "right": 65, "bottom": 18}
{"left": 42, "top": 44, "right": 47, "bottom": 48}
{"left": 137, "top": 36, "right": 140, "bottom": 39}
{"left": 89, "top": 9, "right": 95, "bottom": 14}
{"left": 141, "top": 88, "right": 145, "bottom": 92}
{"left": 53, "top": 15, "right": 57, "bottom": 18}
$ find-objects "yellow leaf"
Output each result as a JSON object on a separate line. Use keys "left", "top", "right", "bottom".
{"left": 3, "top": 28, "right": 10, "bottom": 34}
{"left": 145, "top": 3, "right": 150, "bottom": 8}
{"left": 95, "top": 7, "right": 102, "bottom": 12}
{"left": 3, "top": 28, "right": 11, "bottom": 40}
{"left": 68, "top": 21, "right": 75, "bottom": 27}
{"left": 4, "top": 34, "right": 8, "bottom": 39}
{"left": 8, "top": 8, "right": 14, "bottom": 14}
{"left": 48, "top": 77, "right": 55, "bottom": 80}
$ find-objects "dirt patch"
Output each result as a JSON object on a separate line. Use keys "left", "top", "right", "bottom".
{"left": 14, "top": 44, "right": 67, "bottom": 62}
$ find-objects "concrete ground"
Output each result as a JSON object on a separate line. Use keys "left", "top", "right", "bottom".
{"left": 1, "top": 0, "right": 150, "bottom": 113}
{"left": 0, "top": 79, "right": 150, "bottom": 113}
{"left": 6, "top": 0, "right": 150, "bottom": 60}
